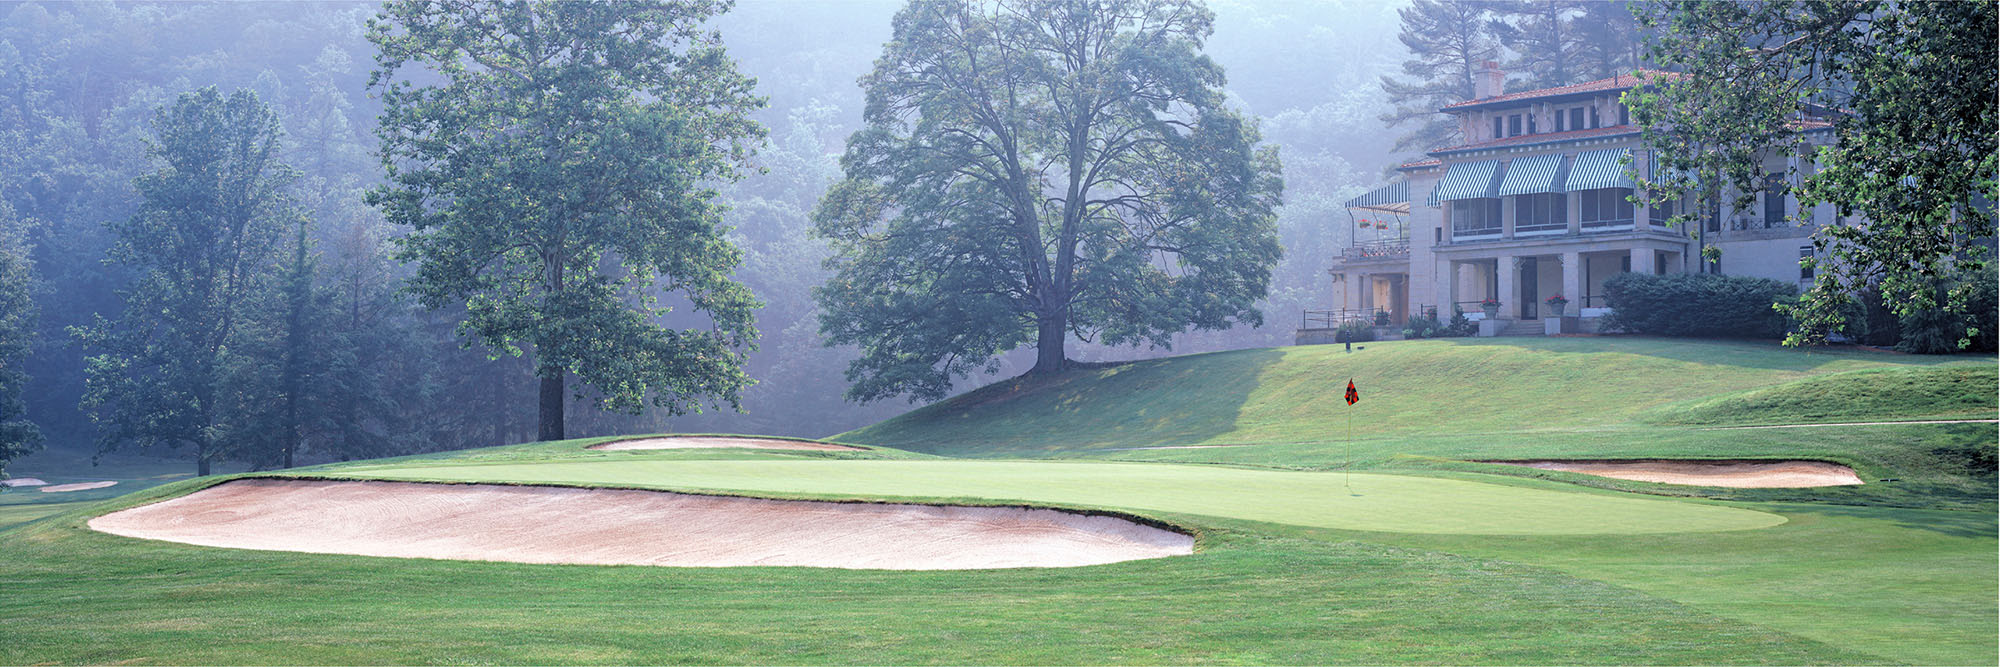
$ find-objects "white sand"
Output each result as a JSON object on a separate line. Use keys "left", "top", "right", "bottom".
{"left": 1491, "top": 459, "right": 1862, "bottom": 488}
{"left": 88, "top": 479, "right": 1193, "bottom": 570}
{"left": 40, "top": 480, "right": 118, "bottom": 493}
{"left": 2, "top": 477, "right": 48, "bottom": 488}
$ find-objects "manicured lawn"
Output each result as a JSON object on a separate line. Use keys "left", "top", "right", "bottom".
{"left": 339, "top": 459, "right": 1784, "bottom": 535}
{"left": 1, "top": 481, "right": 1866, "bottom": 665}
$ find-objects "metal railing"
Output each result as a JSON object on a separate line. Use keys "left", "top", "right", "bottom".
{"left": 1340, "top": 238, "right": 1411, "bottom": 261}
{"left": 1301, "top": 309, "right": 1375, "bottom": 329}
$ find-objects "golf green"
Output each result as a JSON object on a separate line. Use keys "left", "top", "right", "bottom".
{"left": 342, "top": 460, "right": 1786, "bottom": 535}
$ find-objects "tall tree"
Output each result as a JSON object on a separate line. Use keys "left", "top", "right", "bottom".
{"left": 77, "top": 87, "right": 294, "bottom": 476}
{"left": 1573, "top": 1, "right": 1647, "bottom": 80}
{"left": 1379, "top": 0, "right": 1503, "bottom": 152}
{"left": 0, "top": 202, "right": 43, "bottom": 477}
{"left": 814, "top": 0, "right": 1283, "bottom": 403}
{"left": 1488, "top": 1, "right": 1590, "bottom": 89}
{"left": 368, "top": 0, "right": 766, "bottom": 441}
{"left": 1627, "top": 0, "right": 1997, "bottom": 349}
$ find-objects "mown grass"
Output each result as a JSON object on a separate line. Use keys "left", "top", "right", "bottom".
{"left": 1642, "top": 364, "right": 1998, "bottom": 425}
{"left": 2, "top": 485, "right": 1871, "bottom": 665}
{"left": 839, "top": 338, "right": 1992, "bottom": 456}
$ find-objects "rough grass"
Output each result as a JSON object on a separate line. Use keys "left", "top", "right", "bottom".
{"left": 1641, "top": 364, "right": 1998, "bottom": 425}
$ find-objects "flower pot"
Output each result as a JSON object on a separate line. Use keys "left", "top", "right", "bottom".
{"left": 1548, "top": 303, "right": 1566, "bottom": 317}
{"left": 1480, "top": 305, "right": 1499, "bottom": 319}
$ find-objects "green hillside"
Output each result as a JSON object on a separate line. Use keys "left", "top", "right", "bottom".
{"left": 838, "top": 338, "right": 1994, "bottom": 456}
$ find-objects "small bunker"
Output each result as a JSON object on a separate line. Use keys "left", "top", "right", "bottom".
{"left": 1485, "top": 459, "right": 1862, "bottom": 488}
{"left": 88, "top": 479, "right": 1192, "bottom": 570}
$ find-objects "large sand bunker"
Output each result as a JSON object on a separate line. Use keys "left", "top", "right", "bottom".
{"left": 1489, "top": 459, "right": 1862, "bottom": 488}
{"left": 88, "top": 479, "right": 1191, "bottom": 570}
{"left": 588, "top": 436, "right": 863, "bottom": 452}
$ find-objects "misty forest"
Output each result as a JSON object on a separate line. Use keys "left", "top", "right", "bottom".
{"left": 0, "top": 0, "right": 1989, "bottom": 477}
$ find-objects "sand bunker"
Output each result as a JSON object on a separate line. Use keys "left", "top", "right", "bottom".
{"left": 1489, "top": 459, "right": 1862, "bottom": 488}
{"left": 2, "top": 477, "right": 48, "bottom": 488}
{"left": 40, "top": 480, "right": 117, "bottom": 493}
{"left": 88, "top": 479, "right": 1191, "bottom": 570}
{"left": 588, "top": 436, "right": 864, "bottom": 452}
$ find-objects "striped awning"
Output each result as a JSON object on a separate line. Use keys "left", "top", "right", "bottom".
{"left": 1564, "top": 148, "right": 1636, "bottom": 191}
{"left": 1497, "top": 154, "right": 1568, "bottom": 196}
{"left": 1344, "top": 180, "right": 1409, "bottom": 213}
{"left": 1432, "top": 159, "right": 1504, "bottom": 202}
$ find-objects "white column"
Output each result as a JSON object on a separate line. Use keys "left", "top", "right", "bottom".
{"left": 1630, "top": 247, "right": 1654, "bottom": 275}
{"left": 1495, "top": 255, "right": 1516, "bottom": 319}
{"left": 1561, "top": 251, "right": 1582, "bottom": 312}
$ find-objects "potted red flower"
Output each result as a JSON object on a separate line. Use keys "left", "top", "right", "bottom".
{"left": 1544, "top": 293, "right": 1569, "bottom": 317}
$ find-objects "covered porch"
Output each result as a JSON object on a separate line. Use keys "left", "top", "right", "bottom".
{"left": 1438, "top": 242, "right": 1687, "bottom": 335}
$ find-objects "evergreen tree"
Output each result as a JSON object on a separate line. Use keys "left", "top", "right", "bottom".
{"left": 1379, "top": 0, "right": 1503, "bottom": 152}
{"left": 77, "top": 87, "right": 296, "bottom": 476}
{"left": 1488, "top": 1, "right": 1590, "bottom": 88}
{"left": 1573, "top": 1, "right": 1647, "bottom": 80}
{"left": 367, "top": 0, "right": 766, "bottom": 441}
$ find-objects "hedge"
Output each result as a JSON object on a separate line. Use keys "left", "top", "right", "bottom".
{"left": 1600, "top": 272, "right": 1797, "bottom": 338}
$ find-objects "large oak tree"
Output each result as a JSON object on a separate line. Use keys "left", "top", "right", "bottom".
{"left": 368, "top": 0, "right": 765, "bottom": 441}
{"left": 814, "top": 0, "right": 1283, "bottom": 403}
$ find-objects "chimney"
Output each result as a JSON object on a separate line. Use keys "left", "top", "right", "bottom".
{"left": 1475, "top": 61, "right": 1506, "bottom": 100}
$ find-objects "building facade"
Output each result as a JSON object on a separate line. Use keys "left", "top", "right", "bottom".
{"left": 1316, "top": 64, "right": 1835, "bottom": 338}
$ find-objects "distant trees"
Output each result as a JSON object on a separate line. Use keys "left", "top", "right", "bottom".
{"left": 368, "top": 0, "right": 767, "bottom": 441}
{"left": 1379, "top": 0, "right": 1501, "bottom": 152}
{"left": 815, "top": 0, "right": 1283, "bottom": 402}
{"left": 1627, "top": 0, "right": 1997, "bottom": 351}
{"left": 0, "top": 202, "right": 43, "bottom": 477}
{"left": 77, "top": 88, "right": 295, "bottom": 476}
{"left": 1487, "top": 1, "right": 1589, "bottom": 89}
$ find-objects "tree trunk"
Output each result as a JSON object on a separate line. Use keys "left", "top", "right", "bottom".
{"left": 1031, "top": 311, "right": 1068, "bottom": 374}
{"left": 197, "top": 445, "right": 211, "bottom": 477}
{"left": 538, "top": 369, "right": 565, "bottom": 442}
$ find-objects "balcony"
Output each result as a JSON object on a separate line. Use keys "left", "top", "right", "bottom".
{"left": 1337, "top": 237, "right": 1410, "bottom": 263}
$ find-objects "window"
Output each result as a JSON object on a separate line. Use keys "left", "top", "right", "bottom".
{"left": 1451, "top": 198, "right": 1503, "bottom": 237}
{"left": 1515, "top": 193, "right": 1567, "bottom": 233}
{"left": 1589, "top": 105, "right": 1600, "bottom": 129}
{"left": 1556, "top": 111, "right": 1566, "bottom": 132}
{"left": 1493, "top": 117, "right": 1503, "bottom": 140}
{"left": 1508, "top": 114, "right": 1522, "bottom": 137}
{"left": 1649, "top": 195, "right": 1675, "bottom": 227}
{"left": 1619, "top": 105, "right": 1630, "bottom": 126}
{"left": 1569, "top": 108, "right": 1585, "bottom": 131}
{"left": 1527, "top": 114, "right": 1537, "bottom": 134}
{"left": 1620, "top": 255, "right": 1631, "bottom": 272}
{"left": 1656, "top": 253, "right": 1668, "bottom": 275}
{"left": 1579, "top": 188, "right": 1635, "bottom": 229}
{"left": 1763, "top": 175, "right": 1788, "bottom": 227}
{"left": 1799, "top": 246, "right": 1814, "bottom": 280}
{"left": 1705, "top": 196, "right": 1722, "bottom": 233}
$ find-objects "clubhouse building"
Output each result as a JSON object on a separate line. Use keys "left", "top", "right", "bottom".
{"left": 1314, "top": 63, "right": 1836, "bottom": 339}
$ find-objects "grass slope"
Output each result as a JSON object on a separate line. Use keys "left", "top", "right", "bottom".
{"left": 1642, "top": 364, "right": 1998, "bottom": 425}
{"left": 839, "top": 338, "right": 1992, "bottom": 456}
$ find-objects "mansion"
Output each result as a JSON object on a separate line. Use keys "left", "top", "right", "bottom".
{"left": 1314, "top": 63, "right": 1835, "bottom": 339}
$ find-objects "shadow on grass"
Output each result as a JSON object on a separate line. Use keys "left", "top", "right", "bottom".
{"left": 1448, "top": 335, "right": 1991, "bottom": 372}
{"left": 1779, "top": 501, "right": 1998, "bottom": 538}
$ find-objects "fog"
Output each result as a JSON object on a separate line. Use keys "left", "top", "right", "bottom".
{"left": 0, "top": 0, "right": 1456, "bottom": 466}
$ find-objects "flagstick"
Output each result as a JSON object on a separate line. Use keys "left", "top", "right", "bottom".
{"left": 1345, "top": 405, "right": 1354, "bottom": 494}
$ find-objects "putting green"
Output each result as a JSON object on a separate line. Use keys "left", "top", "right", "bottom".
{"left": 343, "top": 460, "right": 1785, "bottom": 535}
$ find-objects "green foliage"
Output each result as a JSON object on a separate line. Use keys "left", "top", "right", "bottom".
{"left": 814, "top": 0, "right": 1283, "bottom": 402}
{"left": 367, "top": 0, "right": 766, "bottom": 438}
{"left": 1599, "top": 272, "right": 1796, "bottom": 339}
{"left": 75, "top": 87, "right": 296, "bottom": 476}
{"left": 0, "top": 203, "right": 42, "bottom": 475}
{"left": 1337, "top": 319, "right": 1376, "bottom": 343}
{"left": 1628, "top": 1, "right": 1998, "bottom": 348}
{"left": 1486, "top": 1, "right": 1590, "bottom": 89}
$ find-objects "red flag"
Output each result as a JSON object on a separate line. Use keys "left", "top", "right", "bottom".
{"left": 1345, "top": 380, "right": 1359, "bottom": 406}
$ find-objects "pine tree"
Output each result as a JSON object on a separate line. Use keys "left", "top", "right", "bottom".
{"left": 1379, "top": 0, "right": 1504, "bottom": 152}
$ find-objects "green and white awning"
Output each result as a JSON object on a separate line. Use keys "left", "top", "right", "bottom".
{"left": 1344, "top": 180, "right": 1409, "bottom": 213}
{"left": 1432, "top": 159, "right": 1504, "bottom": 202}
{"left": 1563, "top": 148, "right": 1636, "bottom": 191}
{"left": 1497, "top": 154, "right": 1568, "bottom": 196}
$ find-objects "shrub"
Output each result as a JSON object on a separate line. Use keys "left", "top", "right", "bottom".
{"left": 1402, "top": 311, "right": 1444, "bottom": 339}
{"left": 1335, "top": 319, "right": 1375, "bottom": 343}
{"left": 1444, "top": 305, "right": 1476, "bottom": 337}
{"left": 1599, "top": 272, "right": 1796, "bottom": 338}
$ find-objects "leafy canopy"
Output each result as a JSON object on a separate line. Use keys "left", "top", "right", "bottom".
{"left": 814, "top": 0, "right": 1283, "bottom": 403}
{"left": 367, "top": 0, "right": 767, "bottom": 423}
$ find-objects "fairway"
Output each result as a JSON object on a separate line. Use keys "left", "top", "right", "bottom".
{"left": 341, "top": 459, "right": 1786, "bottom": 535}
